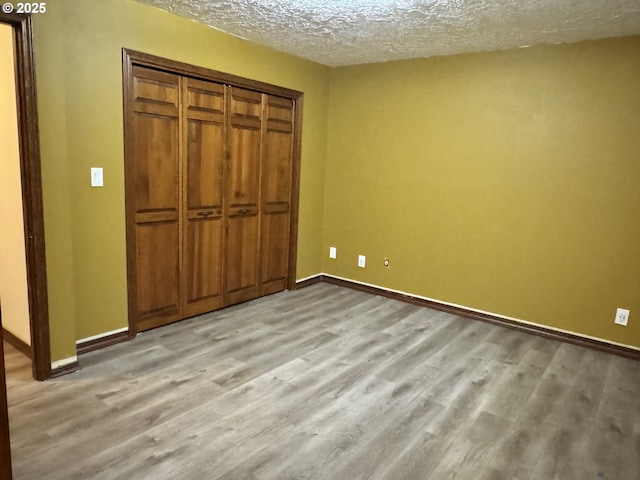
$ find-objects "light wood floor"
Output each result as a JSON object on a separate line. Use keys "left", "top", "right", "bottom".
{"left": 5, "top": 283, "right": 640, "bottom": 479}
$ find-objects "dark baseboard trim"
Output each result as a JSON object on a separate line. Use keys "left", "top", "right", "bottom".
{"left": 294, "top": 275, "right": 323, "bottom": 290}
{"left": 298, "top": 274, "right": 640, "bottom": 362}
{"left": 2, "top": 327, "right": 32, "bottom": 359}
{"left": 50, "top": 361, "right": 80, "bottom": 378}
{"left": 77, "top": 330, "right": 132, "bottom": 356}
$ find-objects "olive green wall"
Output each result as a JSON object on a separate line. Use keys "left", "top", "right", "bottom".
{"left": 33, "top": 0, "right": 330, "bottom": 361}
{"left": 32, "top": 0, "right": 640, "bottom": 361}
{"left": 324, "top": 36, "right": 640, "bottom": 348}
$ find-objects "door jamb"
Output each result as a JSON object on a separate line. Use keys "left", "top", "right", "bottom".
{"left": 2, "top": 13, "right": 51, "bottom": 381}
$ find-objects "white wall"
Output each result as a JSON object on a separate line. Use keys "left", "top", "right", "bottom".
{"left": 0, "top": 24, "right": 31, "bottom": 345}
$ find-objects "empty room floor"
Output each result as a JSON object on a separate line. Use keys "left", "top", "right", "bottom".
{"left": 5, "top": 283, "right": 640, "bottom": 479}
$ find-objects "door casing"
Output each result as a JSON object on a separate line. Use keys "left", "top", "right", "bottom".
{"left": 1, "top": 13, "right": 51, "bottom": 381}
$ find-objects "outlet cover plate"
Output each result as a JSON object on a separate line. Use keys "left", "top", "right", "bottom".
{"left": 614, "top": 308, "right": 630, "bottom": 326}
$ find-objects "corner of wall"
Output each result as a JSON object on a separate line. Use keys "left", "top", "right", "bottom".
{"left": 32, "top": 8, "right": 78, "bottom": 362}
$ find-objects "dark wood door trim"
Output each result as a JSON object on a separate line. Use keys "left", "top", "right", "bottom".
{"left": 123, "top": 49, "right": 303, "bottom": 100}
{"left": 287, "top": 95, "right": 303, "bottom": 291}
{"left": 122, "top": 49, "right": 304, "bottom": 332}
{"left": 2, "top": 13, "right": 51, "bottom": 383}
{"left": 121, "top": 51, "right": 136, "bottom": 336}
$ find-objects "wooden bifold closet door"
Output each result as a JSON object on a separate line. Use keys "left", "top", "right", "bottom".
{"left": 125, "top": 63, "right": 297, "bottom": 333}
{"left": 261, "top": 95, "right": 295, "bottom": 296}
{"left": 129, "top": 67, "right": 182, "bottom": 331}
{"left": 182, "top": 77, "right": 226, "bottom": 318}
{"left": 225, "top": 87, "right": 262, "bottom": 306}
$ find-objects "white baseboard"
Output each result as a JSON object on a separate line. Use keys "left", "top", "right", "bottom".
{"left": 76, "top": 327, "right": 129, "bottom": 345}
{"left": 51, "top": 355, "right": 78, "bottom": 370}
{"left": 295, "top": 273, "right": 323, "bottom": 283}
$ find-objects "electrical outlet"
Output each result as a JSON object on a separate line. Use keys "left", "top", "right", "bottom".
{"left": 614, "top": 308, "right": 630, "bottom": 326}
{"left": 358, "top": 255, "right": 366, "bottom": 268}
{"left": 329, "top": 247, "right": 337, "bottom": 259}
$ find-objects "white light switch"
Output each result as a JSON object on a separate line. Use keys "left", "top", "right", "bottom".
{"left": 91, "top": 168, "right": 104, "bottom": 187}
{"left": 358, "top": 255, "right": 366, "bottom": 268}
{"left": 329, "top": 247, "right": 337, "bottom": 259}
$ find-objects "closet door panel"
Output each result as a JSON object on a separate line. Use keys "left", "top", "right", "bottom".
{"left": 185, "top": 214, "right": 223, "bottom": 315}
{"left": 183, "top": 78, "right": 225, "bottom": 316}
{"left": 260, "top": 210, "right": 289, "bottom": 295}
{"left": 129, "top": 66, "right": 182, "bottom": 330}
{"left": 260, "top": 95, "right": 294, "bottom": 295}
{"left": 186, "top": 121, "right": 223, "bottom": 207}
{"left": 135, "top": 222, "right": 180, "bottom": 317}
{"left": 226, "top": 210, "right": 259, "bottom": 301}
{"left": 133, "top": 115, "right": 179, "bottom": 211}
{"left": 228, "top": 127, "right": 260, "bottom": 205}
{"left": 226, "top": 87, "right": 262, "bottom": 305}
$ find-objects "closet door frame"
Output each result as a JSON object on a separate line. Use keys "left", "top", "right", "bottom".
{"left": 122, "top": 49, "right": 303, "bottom": 335}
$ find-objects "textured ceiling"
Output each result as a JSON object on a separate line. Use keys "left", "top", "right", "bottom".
{"left": 135, "top": 0, "right": 640, "bottom": 66}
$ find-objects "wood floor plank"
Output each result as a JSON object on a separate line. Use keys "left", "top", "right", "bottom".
{"left": 4, "top": 283, "right": 639, "bottom": 479}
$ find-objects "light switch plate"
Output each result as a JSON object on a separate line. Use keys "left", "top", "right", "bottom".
{"left": 358, "top": 255, "right": 366, "bottom": 268}
{"left": 329, "top": 247, "right": 337, "bottom": 259}
{"left": 91, "top": 167, "right": 104, "bottom": 187}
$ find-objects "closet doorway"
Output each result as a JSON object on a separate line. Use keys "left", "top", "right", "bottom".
{"left": 123, "top": 50, "right": 303, "bottom": 334}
